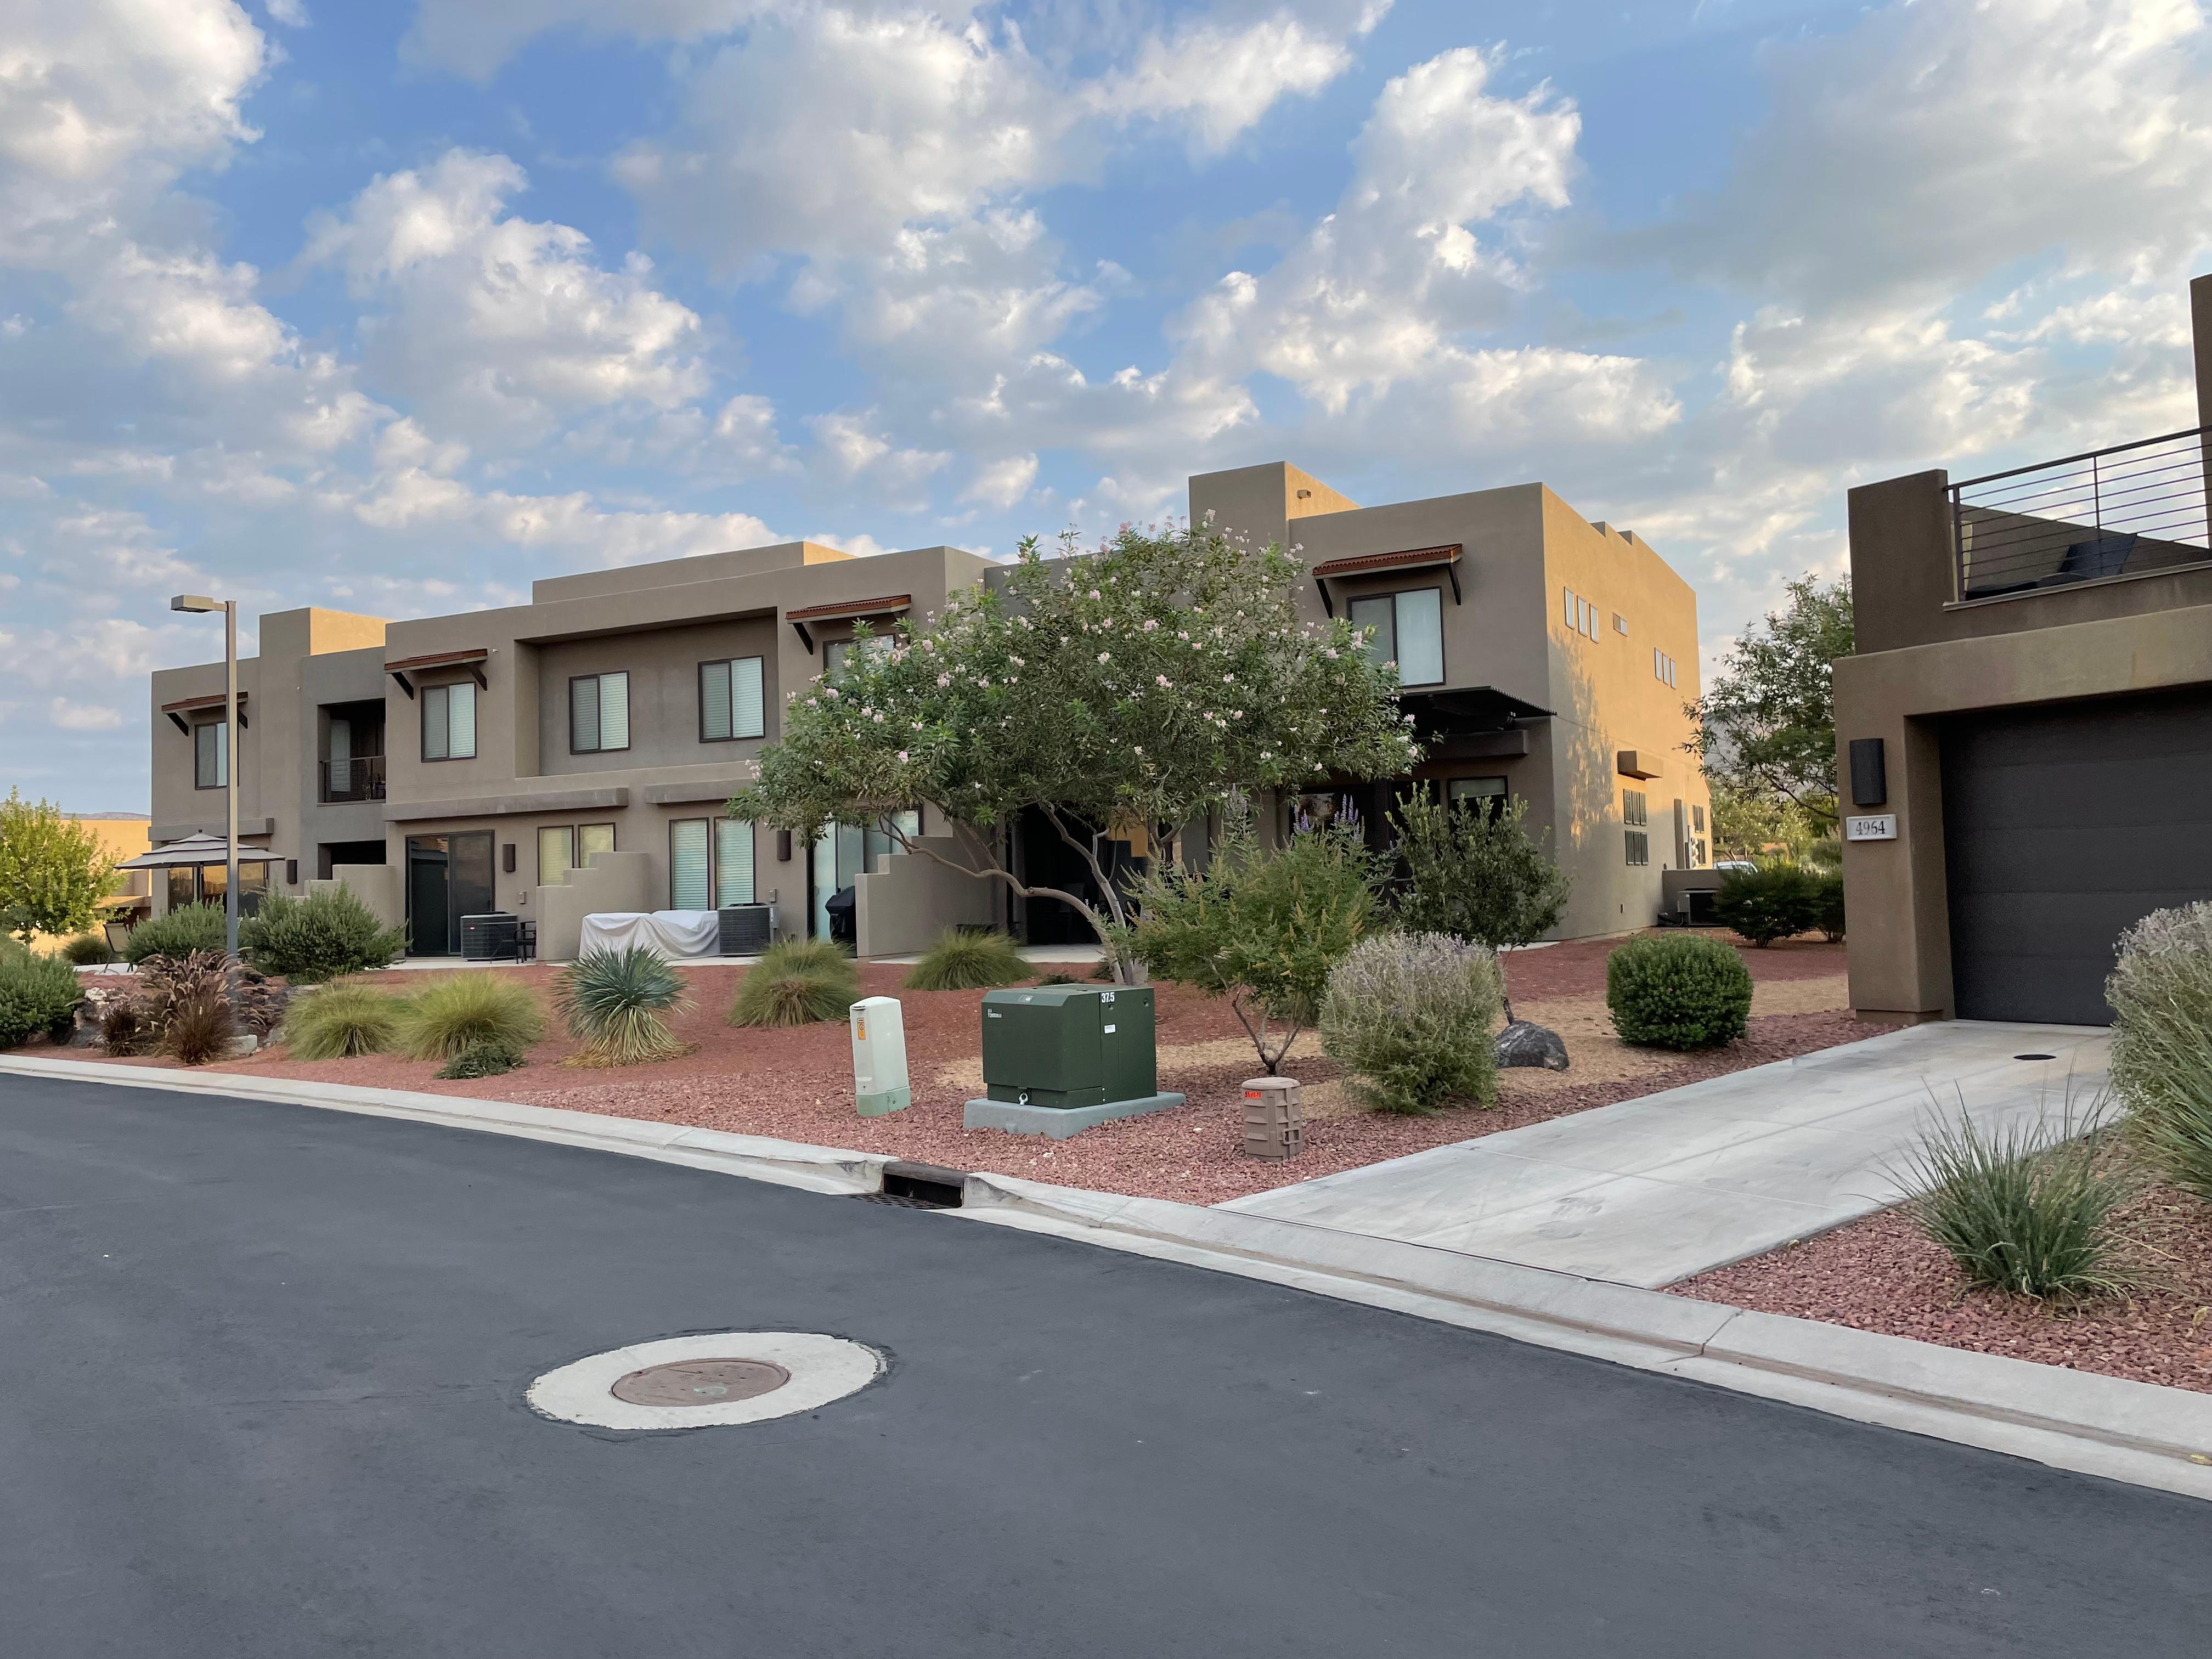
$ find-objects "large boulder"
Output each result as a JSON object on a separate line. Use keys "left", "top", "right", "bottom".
{"left": 1495, "top": 1019, "right": 1569, "bottom": 1071}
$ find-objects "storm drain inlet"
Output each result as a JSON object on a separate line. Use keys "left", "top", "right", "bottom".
{"left": 862, "top": 1161, "right": 967, "bottom": 1209}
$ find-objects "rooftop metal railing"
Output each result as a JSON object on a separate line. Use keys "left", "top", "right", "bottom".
{"left": 320, "top": 753, "right": 386, "bottom": 804}
{"left": 1950, "top": 425, "right": 2211, "bottom": 601}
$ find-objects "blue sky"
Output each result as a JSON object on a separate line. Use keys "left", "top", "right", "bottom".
{"left": 4, "top": 0, "right": 2210, "bottom": 810}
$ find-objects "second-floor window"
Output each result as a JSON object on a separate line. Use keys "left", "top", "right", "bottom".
{"left": 194, "top": 720, "right": 228, "bottom": 789}
{"left": 823, "top": 635, "right": 894, "bottom": 680}
{"left": 1347, "top": 589, "right": 1444, "bottom": 686}
{"left": 699, "top": 657, "right": 766, "bottom": 742}
{"left": 569, "top": 672, "right": 630, "bottom": 754}
{"left": 539, "top": 822, "right": 615, "bottom": 885}
{"left": 421, "top": 681, "right": 477, "bottom": 761}
{"left": 1624, "top": 788, "right": 1649, "bottom": 866}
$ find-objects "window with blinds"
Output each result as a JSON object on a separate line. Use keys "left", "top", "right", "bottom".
{"left": 699, "top": 657, "right": 765, "bottom": 742}
{"left": 715, "top": 818, "right": 754, "bottom": 906}
{"left": 538, "top": 825, "right": 573, "bottom": 886}
{"left": 1345, "top": 588, "right": 1443, "bottom": 686}
{"left": 569, "top": 672, "right": 629, "bottom": 754}
{"left": 194, "top": 720, "right": 228, "bottom": 788}
{"left": 422, "top": 681, "right": 476, "bottom": 760}
{"left": 670, "top": 819, "right": 712, "bottom": 910}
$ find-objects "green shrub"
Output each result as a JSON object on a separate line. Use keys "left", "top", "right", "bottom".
{"left": 1900, "top": 1107, "right": 2130, "bottom": 1298}
{"left": 905, "top": 928, "right": 1028, "bottom": 991}
{"left": 1035, "top": 971, "right": 1080, "bottom": 985}
{"left": 239, "top": 888, "right": 406, "bottom": 983}
{"left": 556, "top": 946, "right": 692, "bottom": 1066}
{"left": 60, "top": 933, "right": 115, "bottom": 966}
{"left": 1127, "top": 820, "right": 1380, "bottom": 1073}
{"left": 0, "top": 950, "right": 86, "bottom": 1048}
{"left": 162, "top": 991, "right": 236, "bottom": 1065}
{"left": 1320, "top": 932, "right": 1504, "bottom": 1114}
{"left": 1390, "top": 791, "right": 1571, "bottom": 957}
{"left": 1812, "top": 871, "right": 1846, "bottom": 943}
{"left": 2107, "top": 900, "right": 2212, "bottom": 1203}
{"left": 1606, "top": 934, "right": 1753, "bottom": 1049}
{"left": 1712, "top": 864, "right": 1821, "bottom": 946}
{"left": 280, "top": 982, "right": 409, "bottom": 1060}
{"left": 437, "top": 1038, "right": 527, "bottom": 1080}
{"left": 123, "top": 903, "right": 227, "bottom": 965}
{"left": 729, "top": 939, "right": 860, "bottom": 1029}
{"left": 394, "top": 972, "right": 545, "bottom": 1061}
{"left": 1087, "top": 956, "right": 1116, "bottom": 981}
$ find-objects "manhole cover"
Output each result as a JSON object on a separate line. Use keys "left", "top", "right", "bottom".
{"left": 528, "top": 1332, "right": 885, "bottom": 1430}
{"left": 612, "top": 1358, "right": 791, "bottom": 1407}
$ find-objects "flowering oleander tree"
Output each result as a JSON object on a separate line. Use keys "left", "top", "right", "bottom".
{"left": 732, "top": 523, "right": 1420, "bottom": 980}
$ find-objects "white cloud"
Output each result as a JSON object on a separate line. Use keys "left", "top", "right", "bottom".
{"left": 50, "top": 696, "right": 123, "bottom": 731}
{"left": 0, "top": 0, "right": 267, "bottom": 255}
{"left": 1659, "top": 0, "right": 2212, "bottom": 308}
{"left": 263, "top": 0, "right": 308, "bottom": 24}
{"left": 960, "top": 452, "right": 1037, "bottom": 508}
{"left": 302, "top": 149, "right": 709, "bottom": 443}
{"left": 805, "top": 410, "right": 951, "bottom": 505}
{"left": 1093, "top": 4, "right": 1386, "bottom": 155}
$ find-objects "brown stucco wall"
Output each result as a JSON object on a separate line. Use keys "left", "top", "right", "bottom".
{"left": 1833, "top": 601, "right": 2212, "bottom": 1018}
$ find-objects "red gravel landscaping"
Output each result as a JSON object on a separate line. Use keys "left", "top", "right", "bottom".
{"left": 1671, "top": 1182, "right": 2212, "bottom": 1395}
{"left": 59, "top": 933, "right": 1887, "bottom": 1206}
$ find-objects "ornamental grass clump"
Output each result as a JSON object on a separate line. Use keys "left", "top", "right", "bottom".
{"left": 161, "top": 989, "right": 236, "bottom": 1066}
{"left": 1899, "top": 1102, "right": 2131, "bottom": 1299}
{"left": 2107, "top": 899, "right": 2212, "bottom": 1203}
{"left": 556, "top": 946, "right": 692, "bottom": 1066}
{"left": 905, "top": 928, "right": 1028, "bottom": 991}
{"left": 1712, "top": 864, "right": 1821, "bottom": 946}
{"left": 394, "top": 972, "right": 545, "bottom": 1062}
{"left": 60, "top": 933, "right": 115, "bottom": 966}
{"left": 0, "top": 949, "right": 85, "bottom": 1048}
{"left": 239, "top": 888, "right": 407, "bottom": 983}
{"left": 279, "top": 982, "right": 409, "bottom": 1060}
{"left": 729, "top": 939, "right": 860, "bottom": 1029}
{"left": 1606, "top": 933, "right": 1753, "bottom": 1050}
{"left": 122, "top": 903, "right": 227, "bottom": 966}
{"left": 1320, "top": 932, "right": 1504, "bottom": 1115}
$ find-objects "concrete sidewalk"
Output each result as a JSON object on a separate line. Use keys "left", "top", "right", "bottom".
{"left": 1218, "top": 1020, "right": 2111, "bottom": 1287}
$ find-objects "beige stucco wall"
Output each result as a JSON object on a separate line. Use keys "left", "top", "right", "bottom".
{"left": 315, "top": 865, "right": 403, "bottom": 932}
{"left": 533, "top": 850, "right": 657, "bottom": 962}
{"left": 1834, "top": 600, "right": 2212, "bottom": 1018}
{"left": 854, "top": 835, "right": 996, "bottom": 957}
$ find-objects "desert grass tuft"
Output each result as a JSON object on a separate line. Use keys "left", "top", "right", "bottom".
{"left": 279, "top": 982, "right": 409, "bottom": 1060}
{"left": 393, "top": 971, "right": 545, "bottom": 1061}
{"left": 729, "top": 939, "right": 860, "bottom": 1029}
{"left": 904, "top": 928, "right": 1028, "bottom": 991}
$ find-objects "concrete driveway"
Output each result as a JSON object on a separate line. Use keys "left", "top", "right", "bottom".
{"left": 3, "top": 1066, "right": 2203, "bottom": 1658}
{"left": 1221, "top": 1020, "right": 2111, "bottom": 1286}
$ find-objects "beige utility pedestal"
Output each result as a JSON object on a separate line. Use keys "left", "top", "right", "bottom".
{"left": 1242, "top": 1076, "right": 1304, "bottom": 1160}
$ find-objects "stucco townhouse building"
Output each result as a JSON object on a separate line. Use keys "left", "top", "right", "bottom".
{"left": 142, "top": 462, "right": 1709, "bottom": 958}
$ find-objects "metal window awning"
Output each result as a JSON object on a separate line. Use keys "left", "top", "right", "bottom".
{"left": 1398, "top": 685, "right": 1554, "bottom": 742}
{"left": 114, "top": 832, "right": 286, "bottom": 870}
{"left": 385, "top": 647, "right": 488, "bottom": 698}
{"left": 1311, "top": 545, "right": 1463, "bottom": 614}
{"left": 160, "top": 692, "right": 249, "bottom": 735}
{"left": 785, "top": 594, "right": 912, "bottom": 652}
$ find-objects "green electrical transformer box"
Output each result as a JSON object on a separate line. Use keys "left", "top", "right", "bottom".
{"left": 979, "top": 986, "right": 1158, "bottom": 1110}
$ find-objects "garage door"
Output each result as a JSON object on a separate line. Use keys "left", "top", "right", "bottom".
{"left": 1940, "top": 686, "right": 2212, "bottom": 1024}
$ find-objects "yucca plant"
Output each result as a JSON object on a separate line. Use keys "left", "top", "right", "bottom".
{"left": 555, "top": 946, "right": 692, "bottom": 1066}
{"left": 1898, "top": 1099, "right": 2132, "bottom": 1299}
{"left": 279, "top": 982, "right": 409, "bottom": 1060}
{"left": 729, "top": 938, "right": 860, "bottom": 1029}
{"left": 393, "top": 971, "right": 545, "bottom": 1061}
{"left": 904, "top": 928, "right": 1028, "bottom": 991}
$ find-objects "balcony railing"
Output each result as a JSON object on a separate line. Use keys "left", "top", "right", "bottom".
{"left": 320, "top": 754, "right": 386, "bottom": 803}
{"left": 1952, "top": 426, "right": 2212, "bottom": 601}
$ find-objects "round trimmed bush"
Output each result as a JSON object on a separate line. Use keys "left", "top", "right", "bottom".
{"left": 123, "top": 903, "right": 227, "bottom": 965}
{"left": 1712, "top": 864, "right": 1821, "bottom": 947}
{"left": 239, "top": 888, "right": 407, "bottom": 983}
{"left": 0, "top": 950, "right": 86, "bottom": 1048}
{"left": 1319, "top": 932, "right": 1504, "bottom": 1114}
{"left": 1606, "top": 934, "right": 1753, "bottom": 1050}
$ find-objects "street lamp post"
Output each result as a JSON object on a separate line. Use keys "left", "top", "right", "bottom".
{"left": 170, "top": 595, "right": 240, "bottom": 963}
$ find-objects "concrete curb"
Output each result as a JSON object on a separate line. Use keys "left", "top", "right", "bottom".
{"left": 955, "top": 1172, "right": 2212, "bottom": 1504}
{"left": 0, "top": 1055, "right": 889, "bottom": 1198}
{"left": 9, "top": 1053, "right": 2208, "bottom": 1503}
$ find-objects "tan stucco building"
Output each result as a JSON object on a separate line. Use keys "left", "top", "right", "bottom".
{"left": 1835, "top": 273, "right": 2212, "bottom": 1025}
{"left": 144, "top": 466, "right": 1710, "bottom": 957}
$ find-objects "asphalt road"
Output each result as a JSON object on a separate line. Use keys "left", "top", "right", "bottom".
{"left": 3, "top": 1073, "right": 2207, "bottom": 1658}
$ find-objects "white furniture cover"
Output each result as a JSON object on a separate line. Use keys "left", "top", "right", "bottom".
{"left": 577, "top": 910, "right": 721, "bottom": 961}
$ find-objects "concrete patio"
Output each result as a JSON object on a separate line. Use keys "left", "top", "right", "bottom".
{"left": 1218, "top": 1020, "right": 2112, "bottom": 1288}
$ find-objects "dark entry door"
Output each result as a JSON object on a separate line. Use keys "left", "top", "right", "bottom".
{"left": 405, "top": 832, "right": 496, "bottom": 955}
{"left": 1939, "top": 686, "right": 2212, "bottom": 1024}
{"left": 1016, "top": 808, "right": 1106, "bottom": 945}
